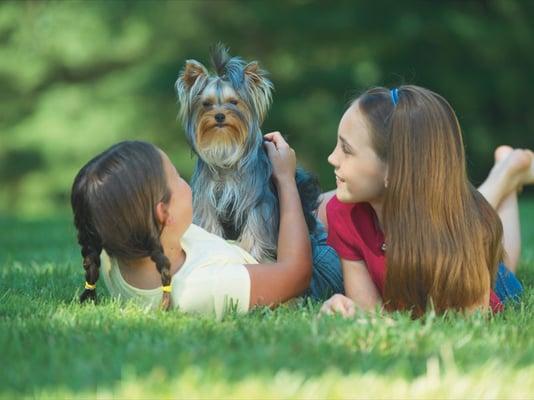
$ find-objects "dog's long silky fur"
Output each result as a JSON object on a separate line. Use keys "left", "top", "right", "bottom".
{"left": 176, "top": 45, "right": 320, "bottom": 262}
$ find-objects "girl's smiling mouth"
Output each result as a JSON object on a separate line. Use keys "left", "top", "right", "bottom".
{"left": 335, "top": 174, "right": 345, "bottom": 183}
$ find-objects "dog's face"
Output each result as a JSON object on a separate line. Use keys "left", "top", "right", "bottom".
{"left": 176, "top": 46, "right": 273, "bottom": 168}
{"left": 193, "top": 77, "right": 250, "bottom": 164}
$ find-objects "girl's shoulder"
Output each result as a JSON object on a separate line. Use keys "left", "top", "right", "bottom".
{"left": 325, "top": 196, "right": 383, "bottom": 255}
{"left": 326, "top": 196, "right": 374, "bottom": 226}
{"left": 182, "top": 224, "right": 258, "bottom": 264}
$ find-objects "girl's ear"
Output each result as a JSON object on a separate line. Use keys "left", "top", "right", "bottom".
{"left": 384, "top": 167, "right": 389, "bottom": 188}
{"left": 155, "top": 202, "right": 170, "bottom": 226}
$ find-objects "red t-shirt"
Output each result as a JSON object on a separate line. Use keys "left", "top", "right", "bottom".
{"left": 326, "top": 196, "right": 503, "bottom": 313}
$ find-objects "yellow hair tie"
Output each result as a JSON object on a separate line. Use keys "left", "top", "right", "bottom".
{"left": 162, "top": 285, "right": 172, "bottom": 293}
{"left": 85, "top": 282, "right": 96, "bottom": 290}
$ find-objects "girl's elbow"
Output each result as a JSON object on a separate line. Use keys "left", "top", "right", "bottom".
{"left": 298, "top": 260, "right": 313, "bottom": 293}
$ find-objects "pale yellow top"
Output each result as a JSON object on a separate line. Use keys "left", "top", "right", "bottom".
{"left": 100, "top": 223, "right": 257, "bottom": 319}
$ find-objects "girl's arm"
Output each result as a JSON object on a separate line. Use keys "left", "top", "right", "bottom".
{"left": 342, "top": 259, "right": 382, "bottom": 309}
{"left": 244, "top": 132, "right": 312, "bottom": 307}
{"left": 321, "top": 258, "right": 382, "bottom": 317}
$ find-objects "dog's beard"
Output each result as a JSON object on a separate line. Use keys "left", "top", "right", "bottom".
{"left": 197, "top": 142, "right": 245, "bottom": 168}
{"left": 195, "top": 124, "right": 248, "bottom": 168}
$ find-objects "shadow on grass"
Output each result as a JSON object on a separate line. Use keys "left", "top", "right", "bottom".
{"left": 2, "top": 286, "right": 533, "bottom": 396}
{"left": 0, "top": 208, "right": 533, "bottom": 396}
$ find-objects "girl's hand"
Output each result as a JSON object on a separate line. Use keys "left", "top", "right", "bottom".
{"left": 320, "top": 294, "right": 356, "bottom": 317}
{"left": 264, "top": 132, "right": 296, "bottom": 184}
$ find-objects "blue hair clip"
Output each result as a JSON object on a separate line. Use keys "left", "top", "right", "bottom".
{"left": 390, "top": 88, "right": 399, "bottom": 106}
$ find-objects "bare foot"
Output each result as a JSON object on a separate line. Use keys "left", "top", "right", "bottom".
{"left": 525, "top": 149, "right": 534, "bottom": 185}
{"left": 491, "top": 147, "right": 533, "bottom": 194}
{"left": 494, "top": 145, "right": 514, "bottom": 163}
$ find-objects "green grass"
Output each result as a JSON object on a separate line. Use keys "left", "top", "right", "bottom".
{"left": 1, "top": 200, "right": 534, "bottom": 399}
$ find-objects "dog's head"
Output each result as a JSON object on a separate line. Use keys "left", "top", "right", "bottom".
{"left": 176, "top": 44, "right": 273, "bottom": 168}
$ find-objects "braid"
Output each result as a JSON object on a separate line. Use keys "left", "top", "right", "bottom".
{"left": 72, "top": 176, "right": 103, "bottom": 304}
{"left": 150, "top": 243, "right": 172, "bottom": 310}
{"left": 75, "top": 214, "right": 103, "bottom": 303}
{"left": 80, "top": 241, "right": 102, "bottom": 303}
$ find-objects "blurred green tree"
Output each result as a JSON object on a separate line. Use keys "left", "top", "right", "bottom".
{"left": 1, "top": 0, "right": 533, "bottom": 216}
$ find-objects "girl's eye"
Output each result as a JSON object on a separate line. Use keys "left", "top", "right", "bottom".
{"left": 341, "top": 145, "right": 351, "bottom": 155}
{"left": 229, "top": 99, "right": 238, "bottom": 105}
{"left": 202, "top": 101, "right": 212, "bottom": 107}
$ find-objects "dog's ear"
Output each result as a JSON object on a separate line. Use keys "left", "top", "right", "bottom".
{"left": 178, "top": 60, "right": 208, "bottom": 92}
{"left": 244, "top": 61, "right": 268, "bottom": 87}
{"left": 176, "top": 60, "right": 208, "bottom": 126}
{"left": 243, "top": 61, "right": 273, "bottom": 122}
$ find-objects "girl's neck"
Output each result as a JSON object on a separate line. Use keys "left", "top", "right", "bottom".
{"left": 118, "top": 240, "right": 186, "bottom": 290}
{"left": 369, "top": 199, "right": 384, "bottom": 232}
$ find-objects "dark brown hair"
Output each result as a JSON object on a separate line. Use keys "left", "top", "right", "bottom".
{"left": 357, "top": 85, "right": 504, "bottom": 316}
{"left": 71, "top": 140, "right": 173, "bottom": 310}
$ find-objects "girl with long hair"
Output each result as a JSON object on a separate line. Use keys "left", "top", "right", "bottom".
{"left": 319, "top": 85, "right": 532, "bottom": 317}
{"left": 71, "top": 133, "right": 312, "bottom": 318}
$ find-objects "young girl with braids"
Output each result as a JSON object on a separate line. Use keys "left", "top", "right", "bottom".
{"left": 72, "top": 132, "right": 312, "bottom": 317}
{"left": 318, "top": 85, "right": 533, "bottom": 317}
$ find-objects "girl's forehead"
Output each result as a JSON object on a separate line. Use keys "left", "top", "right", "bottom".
{"left": 158, "top": 148, "right": 170, "bottom": 164}
{"left": 158, "top": 150, "right": 179, "bottom": 175}
{"left": 339, "top": 102, "right": 370, "bottom": 145}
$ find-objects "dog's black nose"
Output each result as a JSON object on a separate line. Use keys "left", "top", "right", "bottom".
{"left": 215, "top": 113, "right": 225, "bottom": 123}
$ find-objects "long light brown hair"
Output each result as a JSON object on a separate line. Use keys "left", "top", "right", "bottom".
{"left": 358, "top": 85, "right": 504, "bottom": 316}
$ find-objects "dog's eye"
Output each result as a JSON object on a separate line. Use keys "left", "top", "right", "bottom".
{"left": 202, "top": 101, "right": 212, "bottom": 108}
{"left": 229, "top": 99, "right": 238, "bottom": 106}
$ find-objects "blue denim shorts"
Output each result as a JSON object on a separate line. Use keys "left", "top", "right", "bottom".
{"left": 306, "top": 222, "right": 344, "bottom": 300}
{"left": 494, "top": 263, "right": 523, "bottom": 304}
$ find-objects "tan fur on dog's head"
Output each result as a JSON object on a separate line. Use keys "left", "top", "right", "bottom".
{"left": 176, "top": 44, "right": 273, "bottom": 168}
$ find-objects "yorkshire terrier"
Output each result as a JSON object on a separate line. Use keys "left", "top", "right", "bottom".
{"left": 175, "top": 45, "right": 328, "bottom": 270}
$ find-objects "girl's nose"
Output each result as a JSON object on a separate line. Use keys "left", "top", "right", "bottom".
{"left": 327, "top": 150, "right": 337, "bottom": 167}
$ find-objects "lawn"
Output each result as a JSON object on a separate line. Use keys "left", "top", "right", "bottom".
{"left": 1, "top": 200, "right": 533, "bottom": 399}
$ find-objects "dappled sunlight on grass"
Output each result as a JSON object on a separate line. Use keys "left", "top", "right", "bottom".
{"left": 1, "top": 201, "right": 533, "bottom": 397}
{"left": 20, "top": 363, "right": 534, "bottom": 399}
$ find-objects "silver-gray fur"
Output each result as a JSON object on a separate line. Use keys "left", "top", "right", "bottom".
{"left": 176, "top": 45, "right": 318, "bottom": 262}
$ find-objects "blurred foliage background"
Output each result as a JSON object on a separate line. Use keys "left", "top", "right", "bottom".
{"left": 1, "top": 0, "right": 533, "bottom": 217}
